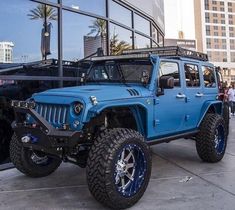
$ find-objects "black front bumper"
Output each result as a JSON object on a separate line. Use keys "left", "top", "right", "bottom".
{"left": 11, "top": 100, "right": 84, "bottom": 156}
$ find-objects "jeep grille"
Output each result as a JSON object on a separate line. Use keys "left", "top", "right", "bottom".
{"left": 35, "top": 103, "right": 69, "bottom": 126}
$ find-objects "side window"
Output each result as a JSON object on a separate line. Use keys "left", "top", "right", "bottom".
{"left": 184, "top": 64, "right": 200, "bottom": 87}
{"left": 202, "top": 66, "right": 216, "bottom": 88}
{"left": 159, "top": 62, "right": 180, "bottom": 87}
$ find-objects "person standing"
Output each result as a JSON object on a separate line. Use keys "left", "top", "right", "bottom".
{"left": 228, "top": 84, "right": 235, "bottom": 116}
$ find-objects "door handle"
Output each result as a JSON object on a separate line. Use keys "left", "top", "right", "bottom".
{"left": 176, "top": 93, "right": 186, "bottom": 99}
{"left": 195, "top": 93, "right": 204, "bottom": 97}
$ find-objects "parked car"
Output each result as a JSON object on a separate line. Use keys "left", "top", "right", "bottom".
{"left": 10, "top": 47, "right": 229, "bottom": 209}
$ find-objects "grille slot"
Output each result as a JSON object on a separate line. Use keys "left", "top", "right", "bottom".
{"left": 35, "top": 103, "right": 69, "bottom": 126}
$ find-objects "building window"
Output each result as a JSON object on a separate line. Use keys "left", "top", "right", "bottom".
{"left": 152, "top": 26, "right": 159, "bottom": 45}
{"left": 206, "top": 38, "right": 211, "bottom": 48}
{"left": 109, "top": 1, "right": 132, "bottom": 28}
{"left": 213, "top": 19, "right": 218, "bottom": 23}
{"left": 206, "top": 25, "right": 211, "bottom": 36}
{"left": 134, "top": 13, "right": 150, "bottom": 36}
{"left": 134, "top": 34, "right": 151, "bottom": 49}
{"left": 220, "top": 1, "right": 224, "bottom": 6}
{"left": 214, "top": 31, "right": 219, "bottom": 36}
{"left": 212, "top": 0, "right": 217, "bottom": 5}
{"left": 228, "top": 2, "right": 232, "bottom": 7}
{"left": 231, "top": 52, "right": 235, "bottom": 62}
{"left": 158, "top": 34, "right": 164, "bottom": 47}
{"left": 0, "top": 1, "right": 58, "bottom": 63}
{"left": 212, "top": 6, "right": 217, "bottom": 11}
{"left": 205, "top": 0, "right": 209, "bottom": 10}
{"left": 205, "top": 13, "right": 210, "bottom": 22}
{"left": 213, "top": 13, "right": 217, "bottom": 18}
{"left": 221, "top": 14, "right": 225, "bottom": 18}
{"left": 221, "top": 20, "right": 225, "bottom": 24}
{"left": 220, "top": 7, "right": 224, "bottom": 12}
{"left": 63, "top": 11, "right": 107, "bottom": 60}
{"left": 109, "top": 23, "right": 132, "bottom": 55}
{"left": 62, "top": 0, "right": 106, "bottom": 16}
{"left": 214, "top": 26, "right": 218, "bottom": 30}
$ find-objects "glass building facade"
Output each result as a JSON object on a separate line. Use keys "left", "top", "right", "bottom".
{"left": 0, "top": 0, "right": 164, "bottom": 63}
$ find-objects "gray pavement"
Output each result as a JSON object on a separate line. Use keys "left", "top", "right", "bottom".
{"left": 0, "top": 119, "right": 235, "bottom": 210}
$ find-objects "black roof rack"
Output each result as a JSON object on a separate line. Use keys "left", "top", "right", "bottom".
{"left": 122, "top": 46, "right": 208, "bottom": 62}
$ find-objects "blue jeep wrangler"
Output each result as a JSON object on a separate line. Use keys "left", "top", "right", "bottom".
{"left": 10, "top": 47, "right": 229, "bottom": 209}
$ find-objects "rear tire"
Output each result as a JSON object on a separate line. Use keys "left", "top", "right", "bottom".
{"left": 86, "top": 128, "right": 151, "bottom": 209}
{"left": 10, "top": 133, "right": 61, "bottom": 177}
{"left": 196, "top": 114, "right": 227, "bottom": 163}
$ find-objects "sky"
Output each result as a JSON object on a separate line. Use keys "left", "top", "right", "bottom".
{"left": 164, "top": 0, "right": 195, "bottom": 39}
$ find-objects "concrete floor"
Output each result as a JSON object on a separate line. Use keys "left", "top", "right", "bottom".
{"left": 0, "top": 119, "right": 235, "bottom": 210}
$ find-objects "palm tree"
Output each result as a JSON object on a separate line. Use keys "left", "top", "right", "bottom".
{"left": 88, "top": 19, "right": 107, "bottom": 54}
{"left": 28, "top": 4, "right": 57, "bottom": 21}
{"left": 28, "top": 4, "right": 57, "bottom": 60}
{"left": 110, "top": 33, "right": 132, "bottom": 55}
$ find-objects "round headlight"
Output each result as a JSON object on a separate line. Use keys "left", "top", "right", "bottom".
{"left": 74, "top": 103, "right": 83, "bottom": 115}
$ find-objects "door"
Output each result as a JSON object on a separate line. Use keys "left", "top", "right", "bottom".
{"left": 154, "top": 60, "right": 186, "bottom": 137}
{"left": 183, "top": 63, "right": 204, "bottom": 129}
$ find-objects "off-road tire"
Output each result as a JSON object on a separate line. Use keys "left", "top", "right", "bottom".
{"left": 10, "top": 133, "right": 62, "bottom": 178}
{"left": 0, "top": 121, "right": 12, "bottom": 163}
{"left": 196, "top": 114, "right": 227, "bottom": 163}
{"left": 86, "top": 128, "right": 152, "bottom": 209}
{"left": 223, "top": 102, "right": 230, "bottom": 135}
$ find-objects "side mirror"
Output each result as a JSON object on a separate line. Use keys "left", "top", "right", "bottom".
{"left": 159, "top": 76, "right": 174, "bottom": 89}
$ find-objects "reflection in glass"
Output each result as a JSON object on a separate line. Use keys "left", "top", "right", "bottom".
{"left": 0, "top": 0, "right": 58, "bottom": 65}
{"left": 109, "top": 0, "right": 132, "bottom": 28}
{"left": 63, "top": 0, "right": 106, "bottom": 16}
{"left": 109, "top": 24, "right": 132, "bottom": 55}
{"left": 135, "top": 34, "right": 150, "bottom": 49}
{"left": 134, "top": 14, "right": 150, "bottom": 36}
{"left": 152, "top": 26, "right": 158, "bottom": 44}
{"left": 159, "top": 34, "right": 164, "bottom": 47}
{"left": 63, "top": 11, "right": 107, "bottom": 60}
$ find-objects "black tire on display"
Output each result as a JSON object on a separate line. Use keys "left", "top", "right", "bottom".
{"left": 0, "top": 121, "right": 12, "bottom": 163}
{"left": 196, "top": 114, "right": 227, "bottom": 163}
{"left": 10, "top": 133, "right": 62, "bottom": 178}
{"left": 223, "top": 102, "right": 230, "bottom": 135}
{"left": 86, "top": 128, "right": 152, "bottom": 209}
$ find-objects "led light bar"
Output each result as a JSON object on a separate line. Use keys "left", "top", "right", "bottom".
{"left": 91, "top": 53, "right": 149, "bottom": 61}
{"left": 11, "top": 100, "right": 36, "bottom": 109}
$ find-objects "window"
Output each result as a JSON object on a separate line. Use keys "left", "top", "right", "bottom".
{"left": 159, "top": 62, "right": 180, "bottom": 87}
{"left": 158, "top": 34, "right": 164, "bottom": 47}
{"left": 109, "top": 1, "right": 132, "bottom": 28}
{"left": 205, "top": 0, "right": 209, "bottom": 10}
{"left": 109, "top": 23, "right": 132, "bottom": 55}
{"left": 63, "top": 0, "right": 106, "bottom": 16}
{"left": 212, "top": 1, "right": 217, "bottom": 5}
{"left": 221, "top": 14, "right": 225, "bottom": 18}
{"left": 152, "top": 26, "right": 159, "bottom": 44}
{"left": 213, "top": 19, "right": 218, "bottom": 23}
{"left": 214, "top": 26, "right": 218, "bottom": 30}
{"left": 134, "top": 34, "right": 151, "bottom": 49}
{"left": 220, "top": 7, "right": 224, "bottom": 12}
{"left": 202, "top": 66, "right": 216, "bottom": 88}
{"left": 63, "top": 12, "right": 107, "bottom": 60}
{"left": 184, "top": 64, "right": 200, "bottom": 87}
{"left": 228, "top": 2, "right": 232, "bottom": 7}
{"left": 205, "top": 13, "right": 210, "bottom": 22}
{"left": 220, "top": 1, "right": 224, "bottom": 6}
{"left": 206, "top": 38, "right": 211, "bottom": 48}
{"left": 213, "top": 13, "right": 217, "bottom": 18}
{"left": 0, "top": 1, "right": 58, "bottom": 64}
{"left": 212, "top": 7, "right": 217, "bottom": 11}
{"left": 214, "top": 31, "right": 219, "bottom": 36}
{"left": 134, "top": 13, "right": 150, "bottom": 36}
{"left": 206, "top": 25, "right": 211, "bottom": 36}
{"left": 221, "top": 20, "right": 225, "bottom": 24}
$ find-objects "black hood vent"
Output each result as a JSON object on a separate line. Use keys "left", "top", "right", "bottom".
{"left": 127, "top": 89, "right": 140, "bottom": 96}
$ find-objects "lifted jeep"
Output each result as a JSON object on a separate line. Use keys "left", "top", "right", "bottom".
{"left": 10, "top": 47, "right": 229, "bottom": 209}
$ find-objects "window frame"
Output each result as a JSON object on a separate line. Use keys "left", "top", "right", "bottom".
{"left": 184, "top": 63, "right": 201, "bottom": 88}
{"left": 158, "top": 60, "right": 181, "bottom": 88}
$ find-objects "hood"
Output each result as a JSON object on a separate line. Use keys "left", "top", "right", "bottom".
{"left": 33, "top": 84, "right": 151, "bottom": 103}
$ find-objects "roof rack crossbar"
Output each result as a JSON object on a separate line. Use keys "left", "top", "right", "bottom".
{"left": 122, "top": 46, "right": 208, "bottom": 61}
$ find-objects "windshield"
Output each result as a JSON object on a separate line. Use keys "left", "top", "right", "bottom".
{"left": 87, "top": 60, "right": 152, "bottom": 83}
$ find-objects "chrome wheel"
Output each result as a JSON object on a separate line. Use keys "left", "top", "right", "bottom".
{"left": 214, "top": 124, "right": 225, "bottom": 155}
{"left": 114, "top": 144, "right": 147, "bottom": 197}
